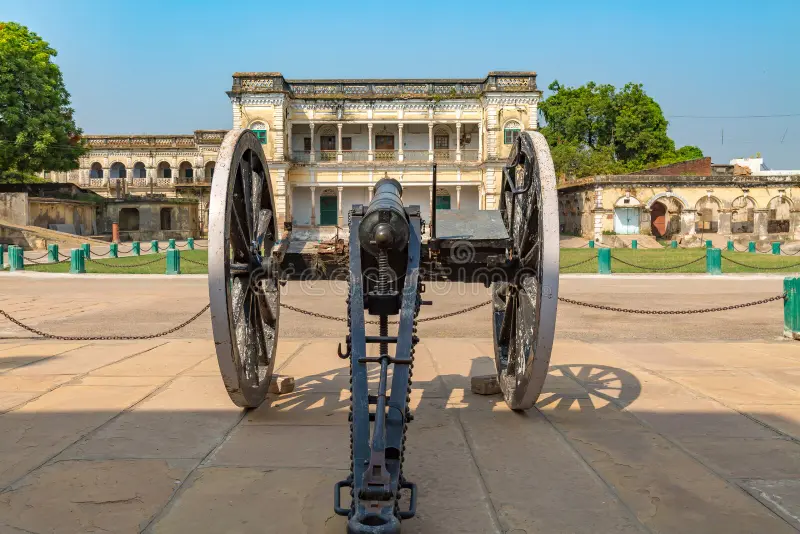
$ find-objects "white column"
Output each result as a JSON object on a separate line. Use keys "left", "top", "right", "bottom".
{"left": 456, "top": 122, "right": 462, "bottom": 162}
{"left": 368, "top": 185, "right": 373, "bottom": 202}
{"left": 478, "top": 121, "right": 483, "bottom": 161}
{"left": 287, "top": 122, "right": 293, "bottom": 155}
{"left": 368, "top": 123, "right": 374, "bottom": 161}
{"left": 309, "top": 123, "right": 316, "bottom": 163}
{"left": 429, "top": 185, "right": 434, "bottom": 222}
{"left": 456, "top": 185, "right": 462, "bottom": 210}
{"left": 398, "top": 123, "right": 404, "bottom": 162}
{"left": 337, "top": 186, "right": 344, "bottom": 227}
{"left": 428, "top": 122, "right": 434, "bottom": 162}
{"left": 310, "top": 186, "right": 316, "bottom": 226}
{"left": 337, "top": 122, "right": 343, "bottom": 162}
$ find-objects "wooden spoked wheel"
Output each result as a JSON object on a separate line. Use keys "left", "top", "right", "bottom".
{"left": 208, "top": 129, "right": 280, "bottom": 408}
{"left": 492, "top": 131, "right": 560, "bottom": 411}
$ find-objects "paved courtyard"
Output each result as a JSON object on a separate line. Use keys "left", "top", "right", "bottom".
{"left": 0, "top": 275, "right": 799, "bottom": 532}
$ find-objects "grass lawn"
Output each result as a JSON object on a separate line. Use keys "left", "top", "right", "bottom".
{"left": 560, "top": 248, "right": 800, "bottom": 274}
{"left": 14, "top": 250, "right": 210, "bottom": 275}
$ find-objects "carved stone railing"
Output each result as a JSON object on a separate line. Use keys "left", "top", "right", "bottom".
{"left": 461, "top": 149, "right": 480, "bottom": 162}
{"left": 292, "top": 151, "right": 311, "bottom": 163}
{"left": 341, "top": 150, "right": 369, "bottom": 162}
{"left": 374, "top": 150, "right": 398, "bottom": 161}
{"left": 403, "top": 150, "right": 430, "bottom": 162}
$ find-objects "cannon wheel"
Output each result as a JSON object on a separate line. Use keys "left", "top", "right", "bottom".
{"left": 208, "top": 129, "right": 280, "bottom": 408}
{"left": 492, "top": 131, "right": 560, "bottom": 411}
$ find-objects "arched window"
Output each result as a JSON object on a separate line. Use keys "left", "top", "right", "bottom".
{"left": 250, "top": 121, "right": 267, "bottom": 144}
{"left": 435, "top": 187, "right": 451, "bottom": 210}
{"left": 433, "top": 126, "right": 450, "bottom": 150}
{"left": 503, "top": 120, "right": 522, "bottom": 145}
{"left": 695, "top": 197, "right": 720, "bottom": 233}
{"left": 204, "top": 161, "right": 215, "bottom": 181}
{"left": 133, "top": 162, "right": 146, "bottom": 179}
{"left": 110, "top": 162, "right": 126, "bottom": 179}
{"left": 179, "top": 161, "right": 193, "bottom": 181}
{"left": 768, "top": 196, "right": 791, "bottom": 233}
{"left": 89, "top": 162, "right": 103, "bottom": 179}
{"left": 731, "top": 196, "right": 756, "bottom": 234}
{"left": 157, "top": 162, "right": 172, "bottom": 179}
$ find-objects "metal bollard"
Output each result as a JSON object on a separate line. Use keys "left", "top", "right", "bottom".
{"left": 588, "top": 240, "right": 594, "bottom": 249}
{"left": 748, "top": 241, "right": 756, "bottom": 253}
{"left": 705, "top": 239, "right": 713, "bottom": 249}
{"left": 598, "top": 248, "right": 611, "bottom": 274}
{"left": 48, "top": 244, "right": 58, "bottom": 263}
{"left": 168, "top": 238, "right": 176, "bottom": 250}
{"left": 132, "top": 241, "right": 140, "bottom": 256}
{"left": 151, "top": 240, "right": 159, "bottom": 254}
{"left": 706, "top": 248, "right": 721, "bottom": 275}
{"left": 784, "top": 277, "right": 800, "bottom": 340}
{"left": 727, "top": 240, "right": 734, "bottom": 251}
{"left": 187, "top": 237, "right": 195, "bottom": 250}
{"left": 70, "top": 248, "right": 85, "bottom": 274}
{"left": 0, "top": 244, "right": 4, "bottom": 267}
{"left": 166, "top": 248, "right": 181, "bottom": 275}
{"left": 671, "top": 240, "right": 678, "bottom": 249}
{"left": 81, "top": 243, "right": 90, "bottom": 260}
{"left": 9, "top": 246, "right": 24, "bottom": 271}
{"left": 773, "top": 242, "right": 781, "bottom": 255}
{"left": 109, "top": 243, "right": 118, "bottom": 258}
{"left": 631, "top": 239, "right": 638, "bottom": 250}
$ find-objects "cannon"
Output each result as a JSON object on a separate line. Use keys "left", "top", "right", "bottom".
{"left": 207, "top": 129, "right": 559, "bottom": 532}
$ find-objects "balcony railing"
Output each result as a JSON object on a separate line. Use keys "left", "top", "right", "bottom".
{"left": 342, "top": 150, "right": 369, "bottom": 162}
{"left": 292, "top": 151, "right": 311, "bottom": 163}
{"left": 319, "top": 150, "right": 337, "bottom": 162}
{"left": 434, "top": 150, "right": 453, "bottom": 162}
{"left": 403, "top": 150, "right": 429, "bottom": 162}
{"left": 374, "top": 150, "right": 397, "bottom": 161}
{"left": 461, "top": 149, "right": 480, "bottom": 162}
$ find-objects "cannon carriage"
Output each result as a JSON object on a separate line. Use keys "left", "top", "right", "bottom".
{"left": 207, "top": 128, "right": 559, "bottom": 533}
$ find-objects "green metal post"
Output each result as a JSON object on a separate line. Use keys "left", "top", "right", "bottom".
{"left": 151, "top": 240, "right": 159, "bottom": 254}
{"left": 187, "top": 237, "right": 195, "bottom": 250}
{"left": 671, "top": 240, "right": 678, "bottom": 249}
{"left": 166, "top": 248, "right": 180, "bottom": 275}
{"left": 109, "top": 243, "right": 118, "bottom": 258}
{"left": 706, "top": 248, "right": 722, "bottom": 275}
{"left": 588, "top": 240, "right": 594, "bottom": 249}
{"left": 784, "top": 277, "right": 800, "bottom": 340}
{"left": 0, "top": 244, "right": 4, "bottom": 267}
{"left": 727, "top": 240, "right": 734, "bottom": 251}
{"left": 81, "top": 243, "right": 90, "bottom": 260}
{"left": 705, "top": 239, "right": 713, "bottom": 249}
{"left": 748, "top": 241, "right": 756, "bottom": 253}
{"left": 47, "top": 244, "right": 58, "bottom": 263}
{"left": 773, "top": 242, "right": 781, "bottom": 255}
{"left": 598, "top": 248, "right": 611, "bottom": 274}
{"left": 69, "top": 248, "right": 85, "bottom": 274}
{"left": 9, "top": 246, "right": 24, "bottom": 271}
{"left": 132, "top": 241, "right": 140, "bottom": 256}
{"left": 631, "top": 239, "right": 638, "bottom": 250}
{"left": 168, "top": 238, "right": 176, "bottom": 250}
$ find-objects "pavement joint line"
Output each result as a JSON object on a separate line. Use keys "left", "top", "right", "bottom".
{"left": 429, "top": 343, "right": 504, "bottom": 534}
{"left": 0, "top": 341, "right": 93, "bottom": 378}
{"left": 140, "top": 340, "right": 309, "bottom": 533}
{"left": 585, "top": 365, "right": 800, "bottom": 531}
{"left": 0, "top": 340, "right": 175, "bottom": 489}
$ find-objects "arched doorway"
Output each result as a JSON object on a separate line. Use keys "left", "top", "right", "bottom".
{"left": 319, "top": 188, "right": 337, "bottom": 226}
{"left": 89, "top": 162, "right": 103, "bottom": 179}
{"left": 435, "top": 187, "right": 451, "bottom": 209}
{"left": 650, "top": 201, "right": 667, "bottom": 237}
{"left": 133, "top": 162, "right": 146, "bottom": 179}
{"left": 158, "top": 162, "right": 172, "bottom": 179}
{"left": 613, "top": 195, "right": 641, "bottom": 234}
{"left": 768, "top": 196, "right": 791, "bottom": 233}
{"left": 110, "top": 162, "right": 126, "bottom": 179}
{"left": 204, "top": 161, "right": 215, "bottom": 181}
{"left": 695, "top": 197, "right": 720, "bottom": 233}
{"left": 179, "top": 162, "right": 193, "bottom": 182}
{"left": 119, "top": 208, "right": 140, "bottom": 231}
{"left": 731, "top": 196, "right": 755, "bottom": 233}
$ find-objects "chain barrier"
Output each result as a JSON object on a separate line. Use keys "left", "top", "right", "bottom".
{"left": 721, "top": 255, "right": 800, "bottom": 271}
{"left": 24, "top": 252, "right": 50, "bottom": 261}
{"left": 561, "top": 256, "right": 597, "bottom": 269}
{"left": 610, "top": 254, "right": 705, "bottom": 271}
{"left": 181, "top": 256, "right": 208, "bottom": 266}
{"left": 280, "top": 300, "right": 491, "bottom": 325}
{"left": 0, "top": 304, "right": 210, "bottom": 340}
{"left": 85, "top": 255, "right": 165, "bottom": 268}
{"left": 117, "top": 246, "right": 133, "bottom": 253}
{"left": 90, "top": 249, "right": 111, "bottom": 257}
{"left": 558, "top": 293, "right": 785, "bottom": 315}
{"left": 781, "top": 248, "right": 800, "bottom": 256}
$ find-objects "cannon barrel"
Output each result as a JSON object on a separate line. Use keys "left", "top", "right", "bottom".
{"left": 358, "top": 177, "right": 410, "bottom": 257}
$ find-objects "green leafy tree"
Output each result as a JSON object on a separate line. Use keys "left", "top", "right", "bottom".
{"left": 540, "top": 80, "right": 703, "bottom": 179}
{"left": 0, "top": 22, "right": 84, "bottom": 182}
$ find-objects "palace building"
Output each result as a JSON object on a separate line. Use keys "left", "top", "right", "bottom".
{"left": 46, "top": 71, "right": 542, "bottom": 237}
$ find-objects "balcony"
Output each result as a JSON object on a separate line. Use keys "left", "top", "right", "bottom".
{"left": 403, "top": 150, "right": 429, "bottom": 162}
{"left": 318, "top": 150, "right": 337, "bottom": 162}
{"left": 342, "top": 150, "right": 369, "bottom": 162}
{"left": 374, "top": 150, "right": 397, "bottom": 161}
{"left": 293, "top": 151, "right": 311, "bottom": 163}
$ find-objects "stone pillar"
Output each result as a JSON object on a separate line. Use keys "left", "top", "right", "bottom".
{"left": 309, "top": 123, "right": 316, "bottom": 163}
{"left": 754, "top": 208, "right": 769, "bottom": 239}
{"left": 337, "top": 186, "right": 344, "bottom": 227}
{"left": 456, "top": 122, "right": 462, "bottom": 162}
{"left": 477, "top": 121, "right": 483, "bottom": 161}
{"left": 428, "top": 122, "right": 434, "bottom": 162}
{"left": 398, "top": 123, "right": 404, "bottom": 162}
{"left": 791, "top": 209, "right": 800, "bottom": 240}
{"left": 718, "top": 208, "right": 732, "bottom": 235}
{"left": 336, "top": 122, "right": 343, "bottom": 162}
{"left": 310, "top": 186, "right": 316, "bottom": 226}
{"left": 102, "top": 168, "right": 109, "bottom": 186}
{"left": 367, "top": 123, "right": 374, "bottom": 161}
{"left": 368, "top": 186, "right": 373, "bottom": 202}
{"left": 681, "top": 209, "right": 697, "bottom": 235}
{"left": 287, "top": 122, "right": 293, "bottom": 155}
{"left": 456, "top": 185, "right": 461, "bottom": 210}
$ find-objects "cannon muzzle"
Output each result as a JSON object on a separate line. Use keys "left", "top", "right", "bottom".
{"left": 358, "top": 177, "right": 410, "bottom": 258}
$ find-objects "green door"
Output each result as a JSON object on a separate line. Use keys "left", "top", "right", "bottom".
{"left": 320, "top": 195, "right": 338, "bottom": 225}
{"left": 435, "top": 195, "right": 451, "bottom": 209}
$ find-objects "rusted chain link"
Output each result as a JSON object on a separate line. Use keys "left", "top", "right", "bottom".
{"left": 117, "top": 246, "right": 133, "bottom": 253}
{"left": 781, "top": 248, "right": 800, "bottom": 256}
{"left": 181, "top": 256, "right": 208, "bottom": 266}
{"left": 0, "top": 304, "right": 210, "bottom": 340}
{"left": 85, "top": 255, "right": 165, "bottom": 268}
{"left": 280, "top": 300, "right": 491, "bottom": 324}
{"left": 24, "top": 252, "right": 50, "bottom": 261}
{"left": 558, "top": 293, "right": 785, "bottom": 315}
{"left": 560, "top": 256, "right": 597, "bottom": 269}
{"left": 611, "top": 255, "right": 705, "bottom": 271}
{"left": 722, "top": 255, "right": 800, "bottom": 271}
{"left": 90, "top": 249, "right": 111, "bottom": 257}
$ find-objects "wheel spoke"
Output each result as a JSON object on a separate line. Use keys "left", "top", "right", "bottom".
{"left": 241, "top": 153, "right": 254, "bottom": 243}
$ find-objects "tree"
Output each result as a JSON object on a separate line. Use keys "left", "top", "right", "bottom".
{"left": 540, "top": 80, "right": 703, "bottom": 179}
{"left": 0, "top": 22, "right": 84, "bottom": 181}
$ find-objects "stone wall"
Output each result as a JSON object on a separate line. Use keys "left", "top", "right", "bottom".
{"left": 28, "top": 199, "right": 96, "bottom": 236}
{"left": 639, "top": 158, "right": 712, "bottom": 176}
{"left": 103, "top": 201, "right": 199, "bottom": 241}
{"left": 0, "top": 193, "right": 29, "bottom": 226}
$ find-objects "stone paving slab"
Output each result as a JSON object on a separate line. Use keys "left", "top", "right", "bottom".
{"left": 0, "top": 337, "right": 798, "bottom": 533}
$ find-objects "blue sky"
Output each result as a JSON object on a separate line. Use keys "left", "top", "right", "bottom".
{"left": 4, "top": 0, "right": 799, "bottom": 168}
